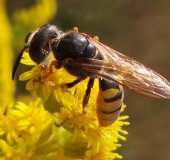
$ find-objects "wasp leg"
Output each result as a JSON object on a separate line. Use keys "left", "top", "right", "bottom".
{"left": 33, "top": 61, "right": 62, "bottom": 85}
{"left": 82, "top": 78, "right": 95, "bottom": 113}
{"left": 55, "top": 117, "right": 69, "bottom": 127}
{"left": 49, "top": 60, "right": 62, "bottom": 73}
{"left": 61, "top": 77, "right": 85, "bottom": 89}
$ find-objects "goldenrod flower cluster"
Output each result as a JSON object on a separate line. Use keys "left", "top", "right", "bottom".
{"left": 0, "top": 100, "right": 60, "bottom": 160}
{"left": 0, "top": 1, "right": 129, "bottom": 158}
{"left": 3, "top": 52, "right": 130, "bottom": 160}
{"left": 0, "top": 0, "right": 14, "bottom": 107}
{"left": 13, "top": 0, "right": 57, "bottom": 27}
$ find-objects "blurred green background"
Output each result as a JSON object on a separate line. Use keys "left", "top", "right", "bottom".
{"left": 6, "top": 0, "right": 170, "bottom": 159}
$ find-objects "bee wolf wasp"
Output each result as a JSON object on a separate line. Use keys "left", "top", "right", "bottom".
{"left": 12, "top": 24, "right": 170, "bottom": 127}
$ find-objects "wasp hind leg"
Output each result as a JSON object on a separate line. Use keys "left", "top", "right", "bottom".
{"left": 61, "top": 77, "right": 95, "bottom": 113}
{"left": 82, "top": 78, "right": 95, "bottom": 113}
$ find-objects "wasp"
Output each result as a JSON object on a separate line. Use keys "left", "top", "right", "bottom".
{"left": 12, "top": 24, "right": 170, "bottom": 126}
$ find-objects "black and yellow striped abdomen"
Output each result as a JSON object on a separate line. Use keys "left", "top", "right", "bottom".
{"left": 97, "top": 78, "right": 124, "bottom": 127}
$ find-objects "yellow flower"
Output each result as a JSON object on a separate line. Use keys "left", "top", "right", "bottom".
{"left": 0, "top": 0, "right": 14, "bottom": 108}
{"left": 13, "top": 0, "right": 57, "bottom": 27}
{"left": 0, "top": 99, "right": 64, "bottom": 160}
{"left": 19, "top": 52, "right": 76, "bottom": 99}
{"left": 17, "top": 52, "right": 130, "bottom": 159}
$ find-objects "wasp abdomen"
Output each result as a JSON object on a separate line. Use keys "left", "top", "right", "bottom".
{"left": 97, "top": 78, "right": 124, "bottom": 127}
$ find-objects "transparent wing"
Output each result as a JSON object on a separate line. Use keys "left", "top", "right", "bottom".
{"left": 73, "top": 37, "right": 170, "bottom": 99}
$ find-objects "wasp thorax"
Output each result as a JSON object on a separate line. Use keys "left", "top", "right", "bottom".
{"left": 52, "top": 32, "right": 96, "bottom": 62}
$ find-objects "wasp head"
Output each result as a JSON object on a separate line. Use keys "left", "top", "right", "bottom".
{"left": 12, "top": 24, "right": 62, "bottom": 80}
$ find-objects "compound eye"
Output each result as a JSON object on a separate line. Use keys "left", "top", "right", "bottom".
{"left": 25, "top": 32, "right": 32, "bottom": 44}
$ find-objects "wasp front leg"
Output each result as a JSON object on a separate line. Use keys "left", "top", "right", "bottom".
{"left": 49, "top": 60, "right": 62, "bottom": 72}
{"left": 40, "top": 60, "right": 62, "bottom": 77}
{"left": 33, "top": 60, "right": 61, "bottom": 85}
